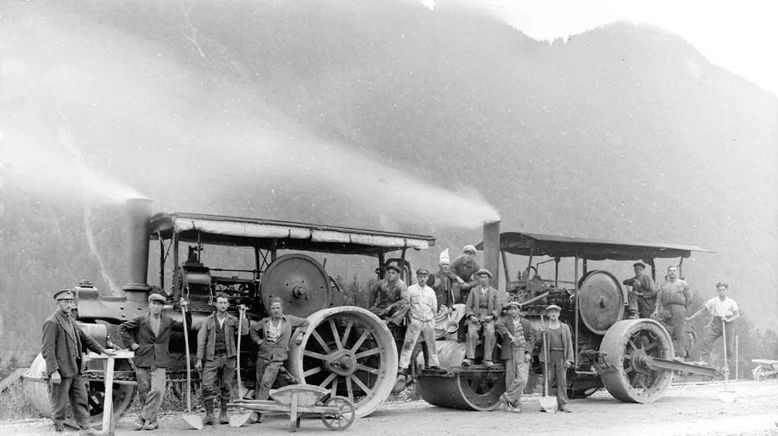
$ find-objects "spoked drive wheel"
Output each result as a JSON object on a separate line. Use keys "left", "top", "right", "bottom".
{"left": 320, "top": 395, "right": 356, "bottom": 431}
{"left": 599, "top": 319, "right": 675, "bottom": 403}
{"left": 288, "top": 306, "right": 398, "bottom": 418}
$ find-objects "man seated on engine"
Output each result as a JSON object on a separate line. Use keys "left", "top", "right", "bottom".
{"left": 450, "top": 245, "right": 480, "bottom": 303}
{"left": 462, "top": 269, "right": 501, "bottom": 368}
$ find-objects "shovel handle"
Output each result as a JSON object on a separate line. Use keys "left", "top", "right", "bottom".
{"left": 237, "top": 307, "right": 245, "bottom": 397}
{"left": 181, "top": 305, "right": 192, "bottom": 413}
{"left": 541, "top": 313, "right": 549, "bottom": 397}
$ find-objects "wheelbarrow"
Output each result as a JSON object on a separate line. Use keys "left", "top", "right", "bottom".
{"left": 752, "top": 359, "right": 778, "bottom": 381}
{"left": 229, "top": 384, "right": 355, "bottom": 432}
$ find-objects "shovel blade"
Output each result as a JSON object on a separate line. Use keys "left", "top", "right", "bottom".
{"left": 230, "top": 413, "right": 252, "bottom": 428}
{"left": 719, "top": 391, "right": 736, "bottom": 403}
{"left": 539, "top": 396, "right": 558, "bottom": 413}
{"left": 182, "top": 414, "right": 204, "bottom": 430}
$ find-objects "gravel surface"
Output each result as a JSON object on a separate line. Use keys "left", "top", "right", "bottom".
{"left": 2, "top": 380, "right": 777, "bottom": 435}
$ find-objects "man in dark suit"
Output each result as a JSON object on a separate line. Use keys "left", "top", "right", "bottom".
{"left": 118, "top": 292, "right": 190, "bottom": 430}
{"left": 42, "top": 289, "right": 112, "bottom": 434}
{"left": 463, "top": 269, "right": 501, "bottom": 367}
{"left": 249, "top": 297, "right": 308, "bottom": 423}
{"left": 496, "top": 301, "right": 535, "bottom": 413}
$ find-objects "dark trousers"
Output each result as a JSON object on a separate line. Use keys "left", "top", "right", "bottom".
{"left": 254, "top": 358, "right": 283, "bottom": 400}
{"left": 637, "top": 298, "right": 656, "bottom": 319}
{"left": 665, "top": 305, "right": 687, "bottom": 357}
{"left": 49, "top": 374, "right": 91, "bottom": 429}
{"left": 546, "top": 350, "right": 569, "bottom": 409}
{"left": 202, "top": 354, "right": 236, "bottom": 406}
{"left": 700, "top": 317, "right": 735, "bottom": 367}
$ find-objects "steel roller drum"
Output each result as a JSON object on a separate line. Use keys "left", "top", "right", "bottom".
{"left": 262, "top": 253, "right": 331, "bottom": 318}
{"left": 577, "top": 270, "right": 624, "bottom": 335}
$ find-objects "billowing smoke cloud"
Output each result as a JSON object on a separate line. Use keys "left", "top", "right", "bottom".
{"left": 0, "top": 2, "right": 498, "bottom": 230}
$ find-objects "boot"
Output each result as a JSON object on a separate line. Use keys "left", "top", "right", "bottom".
{"left": 203, "top": 399, "right": 216, "bottom": 426}
{"left": 219, "top": 398, "right": 229, "bottom": 424}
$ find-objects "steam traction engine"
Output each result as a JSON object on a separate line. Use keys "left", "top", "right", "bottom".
{"left": 415, "top": 223, "right": 718, "bottom": 409}
{"left": 23, "top": 198, "right": 435, "bottom": 421}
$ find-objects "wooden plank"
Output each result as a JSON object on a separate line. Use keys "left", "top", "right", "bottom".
{"left": 0, "top": 368, "right": 28, "bottom": 394}
{"left": 101, "top": 357, "right": 115, "bottom": 436}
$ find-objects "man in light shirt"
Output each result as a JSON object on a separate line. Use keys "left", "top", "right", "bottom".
{"left": 687, "top": 282, "right": 739, "bottom": 368}
{"left": 397, "top": 268, "right": 441, "bottom": 375}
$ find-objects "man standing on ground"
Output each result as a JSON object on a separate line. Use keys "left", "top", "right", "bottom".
{"left": 397, "top": 268, "right": 441, "bottom": 375}
{"left": 652, "top": 266, "right": 691, "bottom": 358}
{"left": 450, "top": 245, "right": 480, "bottom": 303}
{"left": 687, "top": 282, "right": 739, "bottom": 369}
{"left": 250, "top": 297, "right": 309, "bottom": 422}
{"left": 622, "top": 262, "right": 657, "bottom": 318}
{"left": 463, "top": 269, "right": 501, "bottom": 367}
{"left": 42, "top": 289, "right": 112, "bottom": 435}
{"left": 540, "top": 304, "right": 573, "bottom": 413}
{"left": 496, "top": 301, "right": 535, "bottom": 413}
{"left": 194, "top": 293, "right": 249, "bottom": 425}
{"left": 119, "top": 292, "right": 191, "bottom": 431}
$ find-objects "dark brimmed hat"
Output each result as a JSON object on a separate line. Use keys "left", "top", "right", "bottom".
{"left": 463, "top": 245, "right": 477, "bottom": 254}
{"left": 475, "top": 268, "right": 492, "bottom": 278}
{"left": 545, "top": 304, "right": 561, "bottom": 312}
{"left": 53, "top": 289, "right": 75, "bottom": 301}
{"left": 385, "top": 264, "right": 401, "bottom": 273}
{"left": 506, "top": 301, "right": 521, "bottom": 309}
{"left": 416, "top": 268, "right": 430, "bottom": 275}
{"left": 633, "top": 262, "right": 646, "bottom": 269}
{"left": 147, "top": 293, "right": 166, "bottom": 304}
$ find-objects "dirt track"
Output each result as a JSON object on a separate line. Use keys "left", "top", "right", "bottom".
{"left": 2, "top": 380, "right": 777, "bottom": 436}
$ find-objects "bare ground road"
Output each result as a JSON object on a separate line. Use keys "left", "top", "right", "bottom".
{"left": 3, "top": 380, "right": 777, "bottom": 436}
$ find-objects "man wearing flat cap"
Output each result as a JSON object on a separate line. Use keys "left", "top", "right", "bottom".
{"left": 118, "top": 292, "right": 190, "bottom": 430}
{"left": 398, "top": 268, "right": 441, "bottom": 375}
{"left": 368, "top": 264, "right": 409, "bottom": 350}
{"left": 496, "top": 301, "right": 536, "bottom": 412}
{"left": 622, "top": 262, "right": 657, "bottom": 318}
{"left": 463, "top": 269, "right": 501, "bottom": 367}
{"left": 450, "top": 245, "right": 480, "bottom": 304}
{"left": 540, "top": 304, "right": 573, "bottom": 412}
{"left": 42, "top": 289, "right": 113, "bottom": 434}
{"left": 687, "top": 282, "right": 739, "bottom": 369}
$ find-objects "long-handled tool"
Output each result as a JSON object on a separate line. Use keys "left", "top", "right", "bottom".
{"left": 230, "top": 306, "right": 252, "bottom": 427}
{"left": 539, "top": 314, "right": 557, "bottom": 413}
{"left": 181, "top": 305, "right": 204, "bottom": 430}
{"left": 719, "top": 317, "right": 735, "bottom": 403}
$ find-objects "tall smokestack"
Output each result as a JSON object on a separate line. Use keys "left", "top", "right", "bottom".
{"left": 482, "top": 220, "right": 501, "bottom": 290}
{"left": 126, "top": 198, "right": 152, "bottom": 286}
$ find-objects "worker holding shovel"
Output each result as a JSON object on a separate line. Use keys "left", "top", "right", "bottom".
{"left": 195, "top": 293, "right": 250, "bottom": 425}
{"left": 687, "top": 282, "right": 739, "bottom": 369}
{"left": 539, "top": 305, "right": 573, "bottom": 413}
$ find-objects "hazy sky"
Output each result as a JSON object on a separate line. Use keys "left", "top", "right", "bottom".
{"left": 435, "top": 0, "right": 778, "bottom": 97}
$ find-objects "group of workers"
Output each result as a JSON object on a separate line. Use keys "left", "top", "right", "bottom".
{"left": 41, "top": 289, "right": 303, "bottom": 433}
{"left": 367, "top": 245, "right": 574, "bottom": 413}
{"left": 622, "top": 262, "right": 739, "bottom": 366}
{"left": 40, "top": 245, "right": 740, "bottom": 433}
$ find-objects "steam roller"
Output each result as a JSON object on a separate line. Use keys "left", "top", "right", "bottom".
{"left": 416, "top": 341, "right": 506, "bottom": 410}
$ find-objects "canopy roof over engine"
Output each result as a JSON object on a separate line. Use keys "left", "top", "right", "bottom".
{"left": 475, "top": 232, "right": 711, "bottom": 261}
{"left": 149, "top": 212, "right": 435, "bottom": 256}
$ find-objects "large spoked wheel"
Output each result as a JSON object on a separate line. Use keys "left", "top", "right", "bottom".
{"left": 599, "top": 319, "right": 675, "bottom": 403}
{"left": 23, "top": 353, "right": 136, "bottom": 424}
{"left": 320, "top": 395, "right": 356, "bottom": 431}
{"left": 288, "top": 307, "right": 398, "bottom": 418}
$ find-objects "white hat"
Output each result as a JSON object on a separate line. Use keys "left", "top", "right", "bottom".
{"left": 439, "top": 249, "right": 450, "bottom": 264}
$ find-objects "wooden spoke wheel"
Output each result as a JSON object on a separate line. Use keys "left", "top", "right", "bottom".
{"left": 320, "top": 395, "right": 356, "bottom": 431}
{"left": 289, "top": 307, "right": 398, "bottom": 418}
